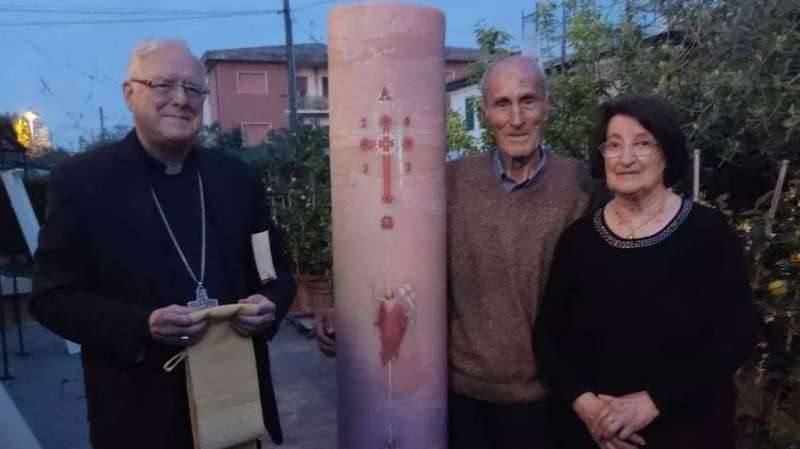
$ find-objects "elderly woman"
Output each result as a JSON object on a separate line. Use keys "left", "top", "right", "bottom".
{"left": 535, "top": 95, "right": 759, "bottom": 449}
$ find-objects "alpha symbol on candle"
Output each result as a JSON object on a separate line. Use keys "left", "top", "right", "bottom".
{"left": 379, "top": 86, "right": 392, "bottom": 101}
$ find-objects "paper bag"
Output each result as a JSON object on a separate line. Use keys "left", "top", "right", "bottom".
{"left": 164, "top": 304, "right": 265, "bottom": 449}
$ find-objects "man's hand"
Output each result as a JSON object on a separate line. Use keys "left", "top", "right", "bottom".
{"left": 573, "top": 392, "right": 646, "bottom": 449}
{"left": 592, "top": 392, "right": 659, "bottom": 443}
{"left": 231, "top": 294, "right": 276, "bottom": 336}
{"left": 314, "top": 308, "right": 336, "bottom": 357}
{"left": 148, "top": 304, "right": 208, "bottom": 346}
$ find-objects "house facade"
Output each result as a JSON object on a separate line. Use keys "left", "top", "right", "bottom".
{"left": 202, "top": 43, "right": 481, "bottom": 146}
{"left": 447, "top": 76, "right": 482, "bottom": 144}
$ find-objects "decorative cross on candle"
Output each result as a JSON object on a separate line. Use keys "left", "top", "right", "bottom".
{"left": 359, "top": 87, "right": 414, "bottom": 206}
{"left": 359, "top": 87, "right": 415, "bottom": 229}
{"left": 360, "top": 114, "right": 397, "bottom": 204}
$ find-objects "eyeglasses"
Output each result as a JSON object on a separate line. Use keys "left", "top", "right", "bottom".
{"left": 130, "top": 77, "right": 209, "bottom": 100}
{"left": 598, "top": 140, "right": 660, "bottom": 159}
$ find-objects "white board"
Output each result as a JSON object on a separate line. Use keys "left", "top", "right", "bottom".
{"left": 1, "top": 169, "right": 38, "bottom": 256}
{"left": 1, "top": 169, "right": 80, "bottom": 354}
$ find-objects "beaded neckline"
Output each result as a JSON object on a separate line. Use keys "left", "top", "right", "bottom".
{"left": 594, "top": 199, "right": 693, "bottom": 249}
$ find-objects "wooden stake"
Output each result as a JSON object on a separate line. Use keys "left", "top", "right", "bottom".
{"left": 766, "top": 159, "right": 790, "bottom": 235}
{"left": 692, "top": 149, "right": 700, "bottom": 201}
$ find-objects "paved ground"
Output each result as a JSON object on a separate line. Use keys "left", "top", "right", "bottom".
{"left": 0, "top": 312, "right": 337, "bottom": 449}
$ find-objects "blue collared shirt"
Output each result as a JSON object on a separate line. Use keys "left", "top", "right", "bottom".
{"left": 492, "top": 146, "right": 549, "bottom": 192}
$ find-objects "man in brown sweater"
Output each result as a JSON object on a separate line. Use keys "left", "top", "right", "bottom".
{"left": 316, "top": 55, "right": 599, "bottom": 448}
{"left": 447, "top": 56, "right": 595, "bottom": 449}
{"left": 447, "top": 56, "right": 598, "bottom": 449}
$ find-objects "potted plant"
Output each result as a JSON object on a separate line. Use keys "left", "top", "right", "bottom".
{"left": 262, "top": 126, "right": 333, "bottom": 316}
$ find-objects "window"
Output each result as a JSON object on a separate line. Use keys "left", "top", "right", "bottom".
{"left": 322, "top": 77, "right": 329, "bottom": 97}
{"left": 445, "top": 70, "right": 456, "bottom": 81}
{"left": 296, "top": 76, "right": 308, "bottom": 97}
{"left": 465, "top": 96, "right": 478, "bottom": 131}
{"left": 241, "top": 122, "right": 272, "bottom": 146}
{"left": 236, "top": 71, "right": 268, "bottom": 95}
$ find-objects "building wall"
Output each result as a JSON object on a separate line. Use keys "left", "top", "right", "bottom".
{"left": 296, "top": 67, "right": 328, "bottom": 98}
{"left": 296, "top": 66, "right": 329, "bottom": 116}
{"left": 444, "top": 61, "right": 471, "bottom": 82}
{"left": 207, "top": 58, "right": 474, "bottom": 146}
{"left": 208, "top": 62, "right": 289, "bottom": 145}
{"left": 204, "top": 69, "right": 217, "bottom": 127}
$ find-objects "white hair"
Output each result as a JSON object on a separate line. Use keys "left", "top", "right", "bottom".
{"left": 127, "top": 38, "right": 203, "bottom": 79}
{"left": 479, "top": 55, "right": 548, "bottom": 107}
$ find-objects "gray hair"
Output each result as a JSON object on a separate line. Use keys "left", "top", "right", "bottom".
{"left": 127, "top": 38, "right": 203, "bottom": 79}
{"left": 479, "top": 55, "right": 548, "bottom": 107}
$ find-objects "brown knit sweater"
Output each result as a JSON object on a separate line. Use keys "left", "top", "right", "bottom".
{"left": 447, "top": 151, "right": 597, "bottom": 403}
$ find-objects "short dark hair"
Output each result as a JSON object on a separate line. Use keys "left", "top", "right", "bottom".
{"left": 588, "top": 95, "right": 689, "bottom": 188}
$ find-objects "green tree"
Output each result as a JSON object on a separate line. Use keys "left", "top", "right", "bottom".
{"left": 533, "top": 0, "right": 800, "bottom": 205}
{"left": 446, "top": 110, "right": 479, "bottom": 155}
{"left": 262, "top": 126, "right": 331, "bottom": 276}
{"left": 0, "top": 115, "right": 25, "bottom": 152}
{"left": 466, "top": 20, "right": 516, "bottom": 82}
{"left": 204, "top": 124, "right": 332, "bottom": 276}
{"left": 532, "top": 1, "right": 613, "bottom": 157}
{"left": 447, "top": 22, "right": 518, "bottom": 155}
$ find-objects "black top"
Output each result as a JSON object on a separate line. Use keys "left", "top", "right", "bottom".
{"left": 535, "top": 199, "right": 759, "bottom": 449}
{"left": 138, "top": 140, "right": 226, "bottom": 307}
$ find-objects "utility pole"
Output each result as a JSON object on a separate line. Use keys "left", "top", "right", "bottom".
{"left": 521, "top": 1, "right": 541, "bottom": 64}
{"left": 560, "top": 1, "right": 567, "bottom": 72}
{"left": 283, "top": 0, "right": 300, "bottom": 134}
{"left": 99, "top": 106, "right": 106, "bottom": 140}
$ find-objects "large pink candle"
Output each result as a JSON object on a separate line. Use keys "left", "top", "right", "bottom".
{"left": 328, "top": 3, "right": 447, "bottom": 448}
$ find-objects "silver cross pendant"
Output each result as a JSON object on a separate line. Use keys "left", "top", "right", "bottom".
{"left": 187, "top": 285, "right": 219, "bottom": 310}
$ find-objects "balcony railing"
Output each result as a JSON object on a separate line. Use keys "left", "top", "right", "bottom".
{"left": 297, "top": 95, "right": 329, "bottom": 111}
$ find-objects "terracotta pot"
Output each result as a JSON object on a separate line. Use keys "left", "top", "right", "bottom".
{"left": 290, "top": 274, "right": 326, "bottom": 316}
{"left": 295, "top": 273, "right": 324, "bottom": 284}
{"left": 305, "top": 279, "right": 334, "bottom": 314}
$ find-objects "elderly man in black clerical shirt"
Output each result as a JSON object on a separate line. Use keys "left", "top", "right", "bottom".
{"left": 30, "top": 38, "right": 295, "bottom": 449}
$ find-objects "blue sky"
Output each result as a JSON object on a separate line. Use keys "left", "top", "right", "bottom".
{"left": 0, "top": 0, "right": 540, "bottom": 150}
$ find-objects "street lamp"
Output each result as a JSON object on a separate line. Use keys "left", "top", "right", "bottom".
{"left": 22, "top": 109, "right": 38, "bottom": 148}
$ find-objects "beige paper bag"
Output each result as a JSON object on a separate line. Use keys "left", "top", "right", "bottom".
{"left": 164, "top": 304, "right": 264, "bottom": 449}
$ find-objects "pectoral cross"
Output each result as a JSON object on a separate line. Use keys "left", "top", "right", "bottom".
{"left": 187, "top": 285, "right": 219, "bottom": 310}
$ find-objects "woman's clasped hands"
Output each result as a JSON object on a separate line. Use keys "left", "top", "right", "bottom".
{"left": 574, "top": 391, "right": 660, "bottom": 449}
